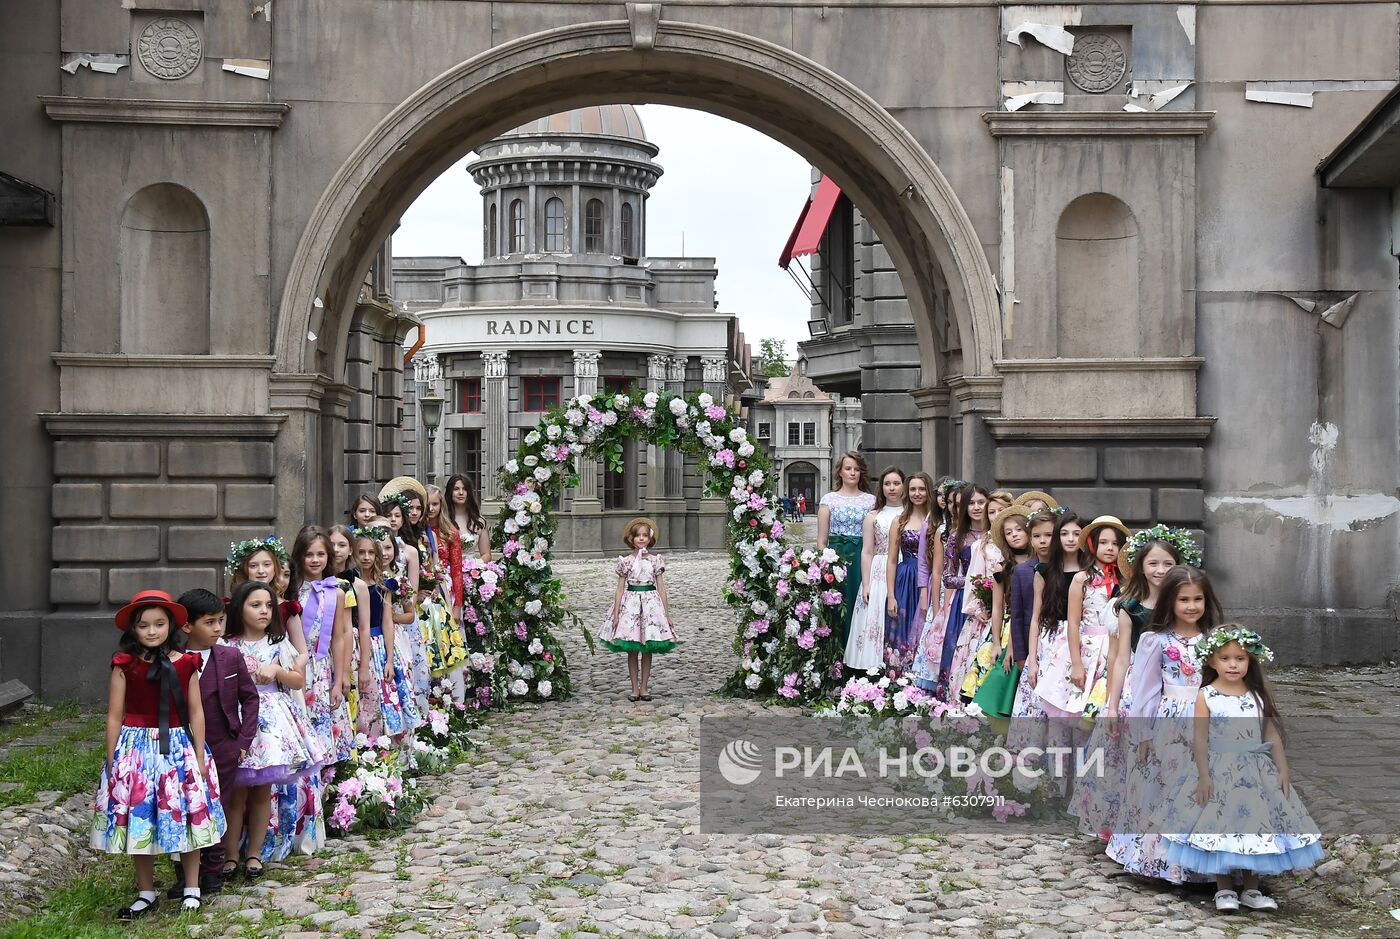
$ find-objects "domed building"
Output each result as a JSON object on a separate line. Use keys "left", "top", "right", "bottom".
{"left": 395, "top": 105, "right": 755, "bottom": 555}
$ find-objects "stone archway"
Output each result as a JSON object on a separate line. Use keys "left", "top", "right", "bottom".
{"left": 272, "top": 16, "right": 1001, "bottom": 529}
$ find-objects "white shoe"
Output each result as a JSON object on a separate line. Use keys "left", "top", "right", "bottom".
{"left": 1214, "top": 890, "right": 1240, "bottom": 912}
{"left": 1239, "top": 889, "right": 1278, "bottom": 911}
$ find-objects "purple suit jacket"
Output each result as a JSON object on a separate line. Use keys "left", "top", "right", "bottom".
{"left": 1008, "top": 559, "right": 1040, "bottom": 665}
{"left": 199, "top": 643, "right": 259, "bottom": 754}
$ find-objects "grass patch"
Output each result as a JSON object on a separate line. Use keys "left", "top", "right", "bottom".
{"left": 0, "top": 855, "right": 200, "bottom": 939}
{"left": 0, "top": 701, "right": 84, "bottom": 748}
{"left": 0, "top": 714, "right": 107, "bottom": 809}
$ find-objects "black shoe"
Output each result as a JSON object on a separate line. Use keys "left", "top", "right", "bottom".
{"left": 117, "top": 896, "right": 158, "bottom": 920}
{"left": 165, "top": 880, "right": 187, "bottom": 900}
{"left": 199, "top": 874, "right": 223, "bottom": 894}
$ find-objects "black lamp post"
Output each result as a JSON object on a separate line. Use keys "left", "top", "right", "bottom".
{"left": 419, "top": 391, "right": 444, "bottom": 484}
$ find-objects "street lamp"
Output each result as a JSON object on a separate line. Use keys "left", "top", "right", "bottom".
{"left": 419, "top": 391, "right": 444, "bottom": 484}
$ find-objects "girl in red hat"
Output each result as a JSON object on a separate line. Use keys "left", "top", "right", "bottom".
{"left": 93, "top": 590, "right": 227, "bottom": 919}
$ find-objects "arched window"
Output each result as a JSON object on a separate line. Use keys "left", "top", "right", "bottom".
{"left": 620, "top": 202, "right": 635, "bottom": 257}
{"left": 488, "top": 203, "right": 498, "bottom": 257}
{"left": 509, "top": 199, "right": 525, "bottom": 253}
{"left": 120, "top": 183, "right": 209, "bottom": 354}
{"left": 788, "top": 391, "right": 800, "bottom": 399}
{"left": 544, "top": 197, "right": 565, "bottom": 252}
{"left": 803, "top": 391, "right": 816, "bottom": 399}
{"left": 585, "top": 199, "right": 605, "bottom": 253}
{"left": 1056, "top": 193, "right": 1140, "bottom": 357}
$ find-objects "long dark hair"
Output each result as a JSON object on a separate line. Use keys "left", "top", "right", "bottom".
{"left": 1146, "top": 565, "right": 1222, "bottom": 634}
{"left": 225, "top": 580, "right": 287, "bottom": 644}
{"left": 386, "top": 500, "right": 421, "bottom": 548}
{"left": 896, "top": 472, "right": 934, "bottom": 539}
{"left": 445, "top": 473, "right": 483, "bottom": 535}
{"left": 116, "top": 605, "right": 184, "bottom": 660}
{"left": 925, "top": 481, "right": 964, "bottom": 574}
{"left": 1118, "top": 539, "right": 1183, "bottom": 607}
{"left": 872, "top": 465, "right": 906, "bottom": 512}
{"left": 954, "top": 483, "right": 990, "bottom": 546}
{"left": 349, "top": 493, "right": 380, "bottom": 522}
{"left": 833, "top": 451, "right": 870, "bottom": 493}
{"left": 1039, "top": 511, "right": 1085, "bottom": 630}
{"left": 286, "top": 524, "right": 332, "bottom": 600}
{"left": 1200, "top": 627, "right": 1285, "bottom": 742}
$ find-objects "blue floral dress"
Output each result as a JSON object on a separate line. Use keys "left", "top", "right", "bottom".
{"left": 1159, "top": 687, "right": 1324, "bottom": 875}
{"left": 885, "top": 519, "right": 926, "bottom": 674}
{"left": 1105, "top": 629, "right": 1212, "bottom": 883}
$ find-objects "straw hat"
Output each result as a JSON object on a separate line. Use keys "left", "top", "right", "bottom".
{"left": 1013, "top": 490, "right": 1059, "bottom": 510}
{"left": 991, "top": 505, "right": 1035, "bottom": 559}
{"left": 114, "top": 589, "right": 188, "bottom": 631}
{"left": 379, "top": 476, "right": 427, "bottom": 504}
{"left": 1078, "top": 515, "right": 1133, "bottom": 575}
{"left": 622, "top": 516, "right": 660, "bottom": 548}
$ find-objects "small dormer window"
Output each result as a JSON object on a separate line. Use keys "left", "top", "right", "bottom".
{"left": 544, "top": 197, "right": 566, "bottom": 252}
{"left": 585, "top": 199, "right": 605, "bottom": 253}
{"left": 510, "top": 199, "right": 525, "bottom": 252}
{"left": 621, "top": 202, "right": 635, "bottom": 257}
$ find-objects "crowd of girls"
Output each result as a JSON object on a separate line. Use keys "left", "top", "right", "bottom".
{"left": 817, "top": 458, "right": 1324, "bottom": 914}
{"left": 92, "top": 474, "right": 499, "bottom": 920}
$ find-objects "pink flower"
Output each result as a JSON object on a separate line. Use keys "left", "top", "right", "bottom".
{"left": 543, "top": 651, "right": 553, "bottom": 662}
{"left": 479, "top": 584, "right": 498, "bottom": 601}
{"left": 815, "top": 626, "right": 831, "bottom": 638}
{"left": 777, "top": 684, "right": 799, "bottom": 699}
{"left": 821, "top": 589, "right": 842, "bottom": 606}
{"left": 746, "top": 618, "right": 771, "bottom": 637}
{"left": 515, "top": 621, "right": 528, "bottom": 640}
{"left": 474, "top": 622, "right": 487, "bottom": 636}
{"left": 704, "top": 405, "right": 726, "bottom": 420}
{"left": 796, "top": 631, "right": 816, "bottom": 650}
{"left": 717, "top": 449, "right": 736, "bottom": 468}
{"left": 514, "top": 482, "right": 529, "bottom": 495}
{"left": 914, "top": 729, "right": 933, "bottom": 750}
{"left": 332, "top": 796, "right": 357, "bottom": 830}
{"left": 775, "top": 580, "right": 790, "bottom": 598}
{"left": 732, "top": 579, "right": 749, "bottom": 596}
{"left": 1181, "top": 662, "right": 1196, "bottom": 676}
{"left": 794, "top": 601, "right": 811, "bottom": 619}
{"left": 747, "top": 493, "right": 765, "bottom": 510}
{"left": 340, "top": 777, "right": 364, "bottom": 799}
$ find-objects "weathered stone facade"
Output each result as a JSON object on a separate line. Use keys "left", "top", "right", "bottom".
{"left": 1, "top": 1, "right": 1396, "bottom": 697}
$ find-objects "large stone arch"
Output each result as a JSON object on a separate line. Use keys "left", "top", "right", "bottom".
{"left": 272, "top": 16, "right": 1002, "bottom": 523}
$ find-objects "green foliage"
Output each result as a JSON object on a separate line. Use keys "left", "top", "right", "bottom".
{"left": 759, "top": 338, "right": 791, "bottom": 377}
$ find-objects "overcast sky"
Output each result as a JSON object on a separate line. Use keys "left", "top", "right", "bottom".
{"left": 392, "top": 104, "right": 815, "bottom": 355}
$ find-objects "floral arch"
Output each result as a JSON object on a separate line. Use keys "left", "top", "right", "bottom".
{"left": 462, "top": 388, "right": 849, "bottom": 708}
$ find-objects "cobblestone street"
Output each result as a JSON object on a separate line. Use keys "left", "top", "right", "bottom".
{"left": 179, "top": 551, "right": 1398, "bottom": 939}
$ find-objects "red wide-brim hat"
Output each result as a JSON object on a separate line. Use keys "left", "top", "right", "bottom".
{"left": 114, "top": 589, "right": 189, "bottom": 631}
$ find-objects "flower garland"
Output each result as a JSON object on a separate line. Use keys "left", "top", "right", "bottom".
{"left": 484, "top": 388, "right": 846, "bottom": 705}
{"left": 1124, "top": 523, "right": 1203, "bottom": 568}
{"left": 460, "top": 558, "right": 509, "bottom": 711}
{"left": 225, "top": 535, "right": 289, "bottom": 575}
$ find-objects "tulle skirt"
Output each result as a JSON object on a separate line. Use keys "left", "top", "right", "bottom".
{"left": 91, "top": 725, "right": 226, "bottom": 855}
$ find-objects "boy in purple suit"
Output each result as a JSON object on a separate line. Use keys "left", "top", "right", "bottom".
{"left": 170, "top": 588, "right": 258, "bottom": 894}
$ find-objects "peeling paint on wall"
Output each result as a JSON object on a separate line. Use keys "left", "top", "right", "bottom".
{"left": 1308, "top": 420, "right": 1339, "bottom": 475}
{"left": 1177, "top": 6, "right": 1196, "bottom": 44}
{"left": 1205, "top": 494, "right": 1398, "bottom": 531}
{"left": 1006, "top": 23, "right": 1076, "bottom": 55}
{"left": 1002, "top": 81, "right": 1064, "bottom": 111}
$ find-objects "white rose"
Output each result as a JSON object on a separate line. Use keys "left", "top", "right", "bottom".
{"left": 750, "top": 600, "right": 769, "bottom": 615}
{"left": 698, "top": 392, "right": 714, "bottom": 407}
{"left": 668, "top": 398, "right": 687, "bottom": 417}
{"left": 821, "top": 548, "right": 839, "bottom": 564}
{"left": 546, "top": 424, "right": 562, "bottom": 440}
{"left": 749, "top": 470, "right": 765, "bottom": 486}
{"left": 524, "top": 455, "right": 539, "bottom": 467}
{"left": 577, "top": 394, "right": 592, "bottom": 407}
{"left": 525, "top": 431, "right": 541, "bottom": 445}
{"left": 566, "top": 409, "right": 584, "bottom": 426}
{"left": 644, "top": 391, "right": 659, "bottom": 408}
{"left": 481, "top": 570, "right": 498, "bottom": 585}
{"left": 602, "top": 411, "right": 618, "bottom": 426}
{"left": 537, "top": 680, "right": 552, "bottom": 698}
{"left": 729, "top": 428, "right": 747, "bottom": 443}
{"left": 533, "top": 467, "right": 552, "bottom": 482}
{"left": 524, "top": 599, "right": 542, "bottom": 616}
{"left": 785, "top": 618, "right": 801, "bottom": 637}
{"left": 504, "top": 459, "right": 519, "bottom": 474}
{"left": 510, "top": 679, "right": 528, "bottom": 696}
{"left": 892, "top": 691, "right": 909, "bottom": 712}
{"left": 504, "top": 519, "right": 519, "bottom": 534}
{"left": 520, "top": 664, "right": 534, "bottom": 679}
{"left": 738, "top": 442, "right": 755, "bottom": 457}
{"left": 528, "top": 638, "right": 544, "bottom": 655}
{"left": 515, "top": 510, "right": 531, "bottom": 527}
{"left": 533, "top": 537, "right": 549, "bottom": 553}
{"left": 745, "top": 674, "right": 762, "bottom": 690}
{"left": 612, "top": 394, "right": 629, "bottom": 409}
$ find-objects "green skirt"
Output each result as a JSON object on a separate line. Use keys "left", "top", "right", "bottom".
{"left": 971, "top": 646, "right": 1021, "bottom": 720}
{"left": 601, "top": 638, "right": 677, "bottom": 654}
{"left": 829, "top": 534, "right": 863, "bottom": 646}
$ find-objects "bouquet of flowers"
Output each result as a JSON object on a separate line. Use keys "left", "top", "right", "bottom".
{"left": 325, "top": 734, "right": 426, "bottom": 834}
{"left": 459, "top": 559, "right": 509, "bottom": 710}
{"left": 968, "top": 574, "right": 996, "bottom": 612}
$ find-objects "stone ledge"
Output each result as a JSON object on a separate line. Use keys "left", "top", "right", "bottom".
{"left": 42, "top": 413, "right": 285, "bottom": 438}
{"left": 985, "top": 418, "right": 1216, "bottom": 441}
{"left": 994, "top": 357, "right": 1204, "bottom": 372}
{"left": 982, "top": 111, "right": 1215, "bottom": 137}
{"left": 40, "top": 96, "right": 290, "bottom": 128}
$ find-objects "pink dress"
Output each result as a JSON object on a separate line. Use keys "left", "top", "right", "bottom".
{"left": 599, "top": 552, "right": 677, "bottom": 654}
{"left": 1034, "top": 568, "right": 1115, "bottom": 720}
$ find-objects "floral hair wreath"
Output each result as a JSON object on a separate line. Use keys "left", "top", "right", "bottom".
{"left": 225, "top": 535, "right": 289, "bottom": 575}
{"left": 379, "top": 491, "right": 413, "bottom": 515}
{"left": 1195, "top": 627, "right": 1274, "bottom": 665}
{"left": 350, "top": 525, "right": 390, "bottom": 543}
{"left": 1125, "top": 524, "right": 1203, "bottom": 568}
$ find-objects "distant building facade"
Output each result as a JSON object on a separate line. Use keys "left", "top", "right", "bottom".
{"left": 750, "top": 365, "right": 861, "bottom": 503}
{"left": 394, "top": 105, "right": 754, "bottom": 555}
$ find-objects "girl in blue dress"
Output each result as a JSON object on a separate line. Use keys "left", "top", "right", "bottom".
{"left": 910, "top": 483, "right": 988, "bottom": 694}
{"left": 884, "top": 472, "right": 932, "bottom": 675}
{"left": 817, "top": 451, "right": 875, "bottom": 646}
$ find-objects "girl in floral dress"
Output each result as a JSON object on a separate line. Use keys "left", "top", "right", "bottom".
{"left": 1071, "top": 527, "right": 1199, "bottom": 839}
{"left": 363, "top": 527, "right": 424, "bottom": 739}
{"left": 600, "top": 518, "right": 676, "bottom": 702}
{"left": 94, "top": 590, "right": 226, "bottom": 919}
{"left": 422, "top": 484, "right": 469, "bottom": 699}
{"left": 382, "top": 496, "right": 431, "bottom": 712}
{"left": 946, "top": 494, "right": 1010, "bottom": 702}
{"left": 286, "top": 525, "right": 353, "bottom": 766}
{"left": 328, "top": 524, "right": 373, "bottom": 732}
{"left": 884, "top": 472, "right": 932, "bottom": 675}
{"left": 1159, "top": 628, "right": 1323, "bottom": 912}
{"left": 911, "top": 484, "right": 988, "bottom": 696}
{"left": 845, "top": 467, "right": 905, "bottom": 673}
{"left": 1106, "top": 565, "right": 1222, "bottom": 884}
{"left": 226, "top": 536, "right": 308, "bottom": 659}
{"left": 969, "top": 506, "right": 1035, "bottom": 719}
{"left": 221, "top": 581, "right": 327, "bottom": 877}
{"left": 816, "top": 451, "right": 876, "bottom": 646}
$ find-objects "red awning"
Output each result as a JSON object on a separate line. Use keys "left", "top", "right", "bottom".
{"left": 778, "top": 175, "right": 842, "bottom": 269}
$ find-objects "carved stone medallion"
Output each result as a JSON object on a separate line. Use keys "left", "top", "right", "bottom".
{"left": 1066, "top": 33, "right": 1126, "bottom": 93}
{"left": 137, "top": 17, "right": 203, "bottom": 80}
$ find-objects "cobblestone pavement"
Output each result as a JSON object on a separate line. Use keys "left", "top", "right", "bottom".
{"left": 182, "top": 551, "right": 1395, "bottom": 939}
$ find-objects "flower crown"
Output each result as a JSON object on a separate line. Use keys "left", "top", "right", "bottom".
{"left": 1125, "top": 524, "right": 1203, "bottom": 568}
{"left": 350, "top": 525, "right": 389, "bottom": 543}
{"left": 226, "top": 536, "right": 288, "bottom": 575}
{"left": 380, "top": 491, "right": 413, "bottom": 514}
{"left": 1195, "top": 627, "right": 1274, "bottom": 665}
{"left": 1048, "top": 505, "right": 1070, "bottom": 517}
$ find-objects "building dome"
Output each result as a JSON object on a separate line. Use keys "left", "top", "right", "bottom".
{"left": 499, "top": 104, "right": 648, "bottom": 143}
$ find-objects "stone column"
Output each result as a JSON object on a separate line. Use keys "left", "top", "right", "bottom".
{"left": 644, "top": 353, "right": 669, "bottom": 511}
{"left": 665, "top": 356, "right": 687, "bottom": 497}
{"left": 572, "top": 351, "right": 602, "bottom": 503}
{"left": 696, "top": 356, "right": 732, "bottom": 545}
{"left": 481, "top": 351, "right": 509, "bottom": 502}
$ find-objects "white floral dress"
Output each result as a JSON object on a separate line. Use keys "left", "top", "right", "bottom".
{"left": 600, "top": 552, "right": 676, "bottom": 653}
{"left": 1158, "top": 687, "right": 1324, "bottom": 875}
{"left": 843, "top": 505, "right": 900, "bottom": 673}
{"left": 1034, "top": 569, "right": 1115, "bottom": 721}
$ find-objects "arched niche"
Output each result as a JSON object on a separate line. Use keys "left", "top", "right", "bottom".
{"left": 1055, "top": 193, "right": 1140, "bottom": 358}
{"left": 119, "top": 183, "right": 210, "bottom": 355}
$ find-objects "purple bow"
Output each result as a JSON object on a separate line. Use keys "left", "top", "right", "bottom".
{"left": 303, "top": 576, "right": 340, "bottom": 659}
